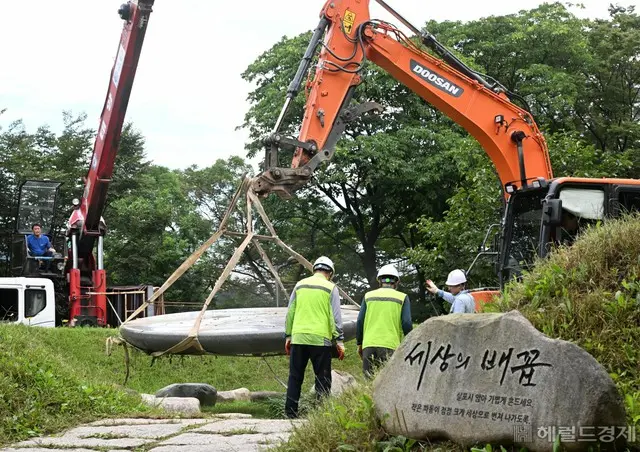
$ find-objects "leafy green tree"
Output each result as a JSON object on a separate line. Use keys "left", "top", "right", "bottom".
{"left": 182, "top": 157, "right": 280, "bottom": 302}
{"left": 104, "top": 165, "right": 211, "bottom": 303}
{"left": 428, "top": 3, "right": 640, "bottom": 176}
{"left": 578, "top": 5, "right": 640, "bottom": 174}
{"left": 240, "top": 40, "right": 467, "bottom": 297}
{"left": 107, "top": 123, "right": 151, "bottom": 205}
{"left": 426, "top": 3, "right": 589, "bottom": 133}
{"left": 406, "top": 142, "right": 503, "bottom": 289}
{"left": 409, "top": 3, "right": 640, "bottom": 291}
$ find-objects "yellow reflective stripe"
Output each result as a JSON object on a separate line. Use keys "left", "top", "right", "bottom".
{"left": 364, "top": 288, "right": 405, "bottom": 303}
{"left": 296, "top": 274, "right": 335, "bottom": 291}
{"left": 365, "top": 296, "right": 403, "bottom": 304}
{"left": 296, "top": 284, "right": 332, "bottom": 294}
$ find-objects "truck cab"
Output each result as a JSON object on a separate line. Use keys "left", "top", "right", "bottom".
{"left": 0, "top": 277, "right": 56, "bottom": 327}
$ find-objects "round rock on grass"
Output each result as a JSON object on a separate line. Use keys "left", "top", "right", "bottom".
{"left": 155, "top": 383, "right": 217, "bottom": 406}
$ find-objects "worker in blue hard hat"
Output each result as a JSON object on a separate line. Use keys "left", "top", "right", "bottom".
{"left": 356, "top": 264, "right": 413, "bottom": 379}
{"left": 284, "top": 256, "right": 344, "bottom": 418}
{"left": 426, "top": 269, "right": 475, "bottom": 314}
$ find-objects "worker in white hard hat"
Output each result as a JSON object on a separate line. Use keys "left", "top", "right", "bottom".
{"left": 284, "top": 255, "right": 344, "bottom": 418}
{"left": 356, "top": 264, "right": 413, "bottom": 379}
{"left": 426, "top": 269, "right": 476, "bottom": 314}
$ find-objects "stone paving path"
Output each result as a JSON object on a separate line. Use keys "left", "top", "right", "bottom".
{"left": 1, "top": 414, "right": 305, "bottom": 452}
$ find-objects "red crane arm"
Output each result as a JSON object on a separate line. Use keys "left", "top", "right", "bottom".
{"left": 66, "top": 0, "right": 154, "bottom": 327}
{"left": 69, "top": 0, "right": 154, "bottom": 246}
{"left": 252, "top": 0, "right": 553, "bottom": 198}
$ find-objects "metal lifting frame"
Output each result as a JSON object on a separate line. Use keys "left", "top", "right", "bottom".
{"left": 115, "top": 174, "right": 358, "bottom": 357}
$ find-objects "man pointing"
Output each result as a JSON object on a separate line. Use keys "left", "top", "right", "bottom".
{"left": 426, "top": 269, "right": 475, "bottom": 314}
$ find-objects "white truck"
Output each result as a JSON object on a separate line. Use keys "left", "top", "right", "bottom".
{"left": 0, "top": 277, "right": 56, "bottom": 327}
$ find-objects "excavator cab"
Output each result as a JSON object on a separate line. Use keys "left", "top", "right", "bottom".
{"left": 467, "top": 178, "right": 640, "bottom": 311}
{"left": 11, "top": 180, "right": 66, "bottom": 279}
{"left": 498, "top": 186, "right": 548, "bottom": 286}
{"left": 497, "top": 178, "right": 640, "bottom": 288}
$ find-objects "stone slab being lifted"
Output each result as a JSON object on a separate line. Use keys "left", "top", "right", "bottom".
{"left": 120, "top": 306, "right": 359, "bottom": 356}
{"left": 373, "top": 310, "right": 628, "bottom": 452}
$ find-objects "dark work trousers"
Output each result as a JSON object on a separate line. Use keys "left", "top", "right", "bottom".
{"left": 362, "top": 346, "right": 394, "bottom": 379}
{"left": 285, "top": 344, "right": 332, "bottom": 418}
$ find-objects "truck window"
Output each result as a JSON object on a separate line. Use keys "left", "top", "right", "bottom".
{"left": 25, "top": 289, "right": 47, "bottom": 318}
{"left": 559, "top": 187, "right": 605, "bottom": 220}
{"left": 0, "top": 288, "right": 19, "bottom": 322}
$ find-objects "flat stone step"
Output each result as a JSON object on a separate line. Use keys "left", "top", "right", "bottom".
{"left": 0, "top": 416, "right": 305, "bottom": 452}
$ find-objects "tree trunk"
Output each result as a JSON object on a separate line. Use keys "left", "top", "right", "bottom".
{"left": 361, "top": 245, "right": 378, "bottom": 288}
{"left": 414, "top": 265, "right": 426, "bottom": 305}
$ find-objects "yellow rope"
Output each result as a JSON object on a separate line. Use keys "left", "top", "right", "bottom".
{"left": 107, "top": 175, "right": 358, "bottom": 369}
{"left": 105, "top": 336, "right": 131, "bottom": 385}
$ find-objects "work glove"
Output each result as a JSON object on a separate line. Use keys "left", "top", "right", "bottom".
{"left": 357, "top": 344, "right": 363, "bottom": 359}
{"left": 285, "top": 337, "right": 291, "bottom": 356}
{"left": 336, "top": 341, "right": 345, "bottom": 361}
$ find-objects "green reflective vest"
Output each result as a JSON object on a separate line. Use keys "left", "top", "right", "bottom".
{"left": 362, "top": 287, "right": 406, "bottom": 350}
{"left": 290, "top": 274, "right": 337, "bottom": 343}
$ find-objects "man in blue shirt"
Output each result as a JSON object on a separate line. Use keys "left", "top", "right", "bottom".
{"left": 426, "top": 269, "right": 475, "bottom": 314}
{"left": 27, "top": 223, "right": 56, "bottom": 270}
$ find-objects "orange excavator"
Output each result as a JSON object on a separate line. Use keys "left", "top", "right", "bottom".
{"left": 252, "top": 0, "right": 640, "bottom": 307}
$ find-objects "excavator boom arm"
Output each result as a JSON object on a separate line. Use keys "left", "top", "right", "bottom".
{"left": 252, "top": 0, "right": 553, "bottom": 198}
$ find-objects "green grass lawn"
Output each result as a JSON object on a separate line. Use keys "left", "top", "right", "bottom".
{"left": 0, "top": 323, "right": 367, "bottom": 444}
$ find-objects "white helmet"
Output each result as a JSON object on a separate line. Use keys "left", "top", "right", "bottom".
{"left": 377, "top": 264, "right": 399, "bottom": 280}
{"left": 313, "top": 256, "right": 335, "bottom": 273}
{"left": 445, "top": 269, "right": 467, "bottom": 286}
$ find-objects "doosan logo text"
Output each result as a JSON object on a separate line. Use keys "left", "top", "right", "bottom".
{"left": 410, "top": 60, "right": 464, "bottom": 97}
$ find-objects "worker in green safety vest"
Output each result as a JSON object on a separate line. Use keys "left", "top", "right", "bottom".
{"left": 356, "top": 264, "right": 413, "bottom": 379}
{"left": 284, "top": 256, "right": 344, "bottom": 419}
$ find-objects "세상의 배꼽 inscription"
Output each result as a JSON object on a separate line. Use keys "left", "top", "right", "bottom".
{"left": 372, "top": 311, "right": 627, "bottom": 452}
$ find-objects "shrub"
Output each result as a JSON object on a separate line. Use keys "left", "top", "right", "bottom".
{"left": 272, "top": 383, "right": 386, "bottom": 452}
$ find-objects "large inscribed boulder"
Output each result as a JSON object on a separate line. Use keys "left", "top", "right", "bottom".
{"left": 373, "top": 311, "right": 629, "bottom": 451}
